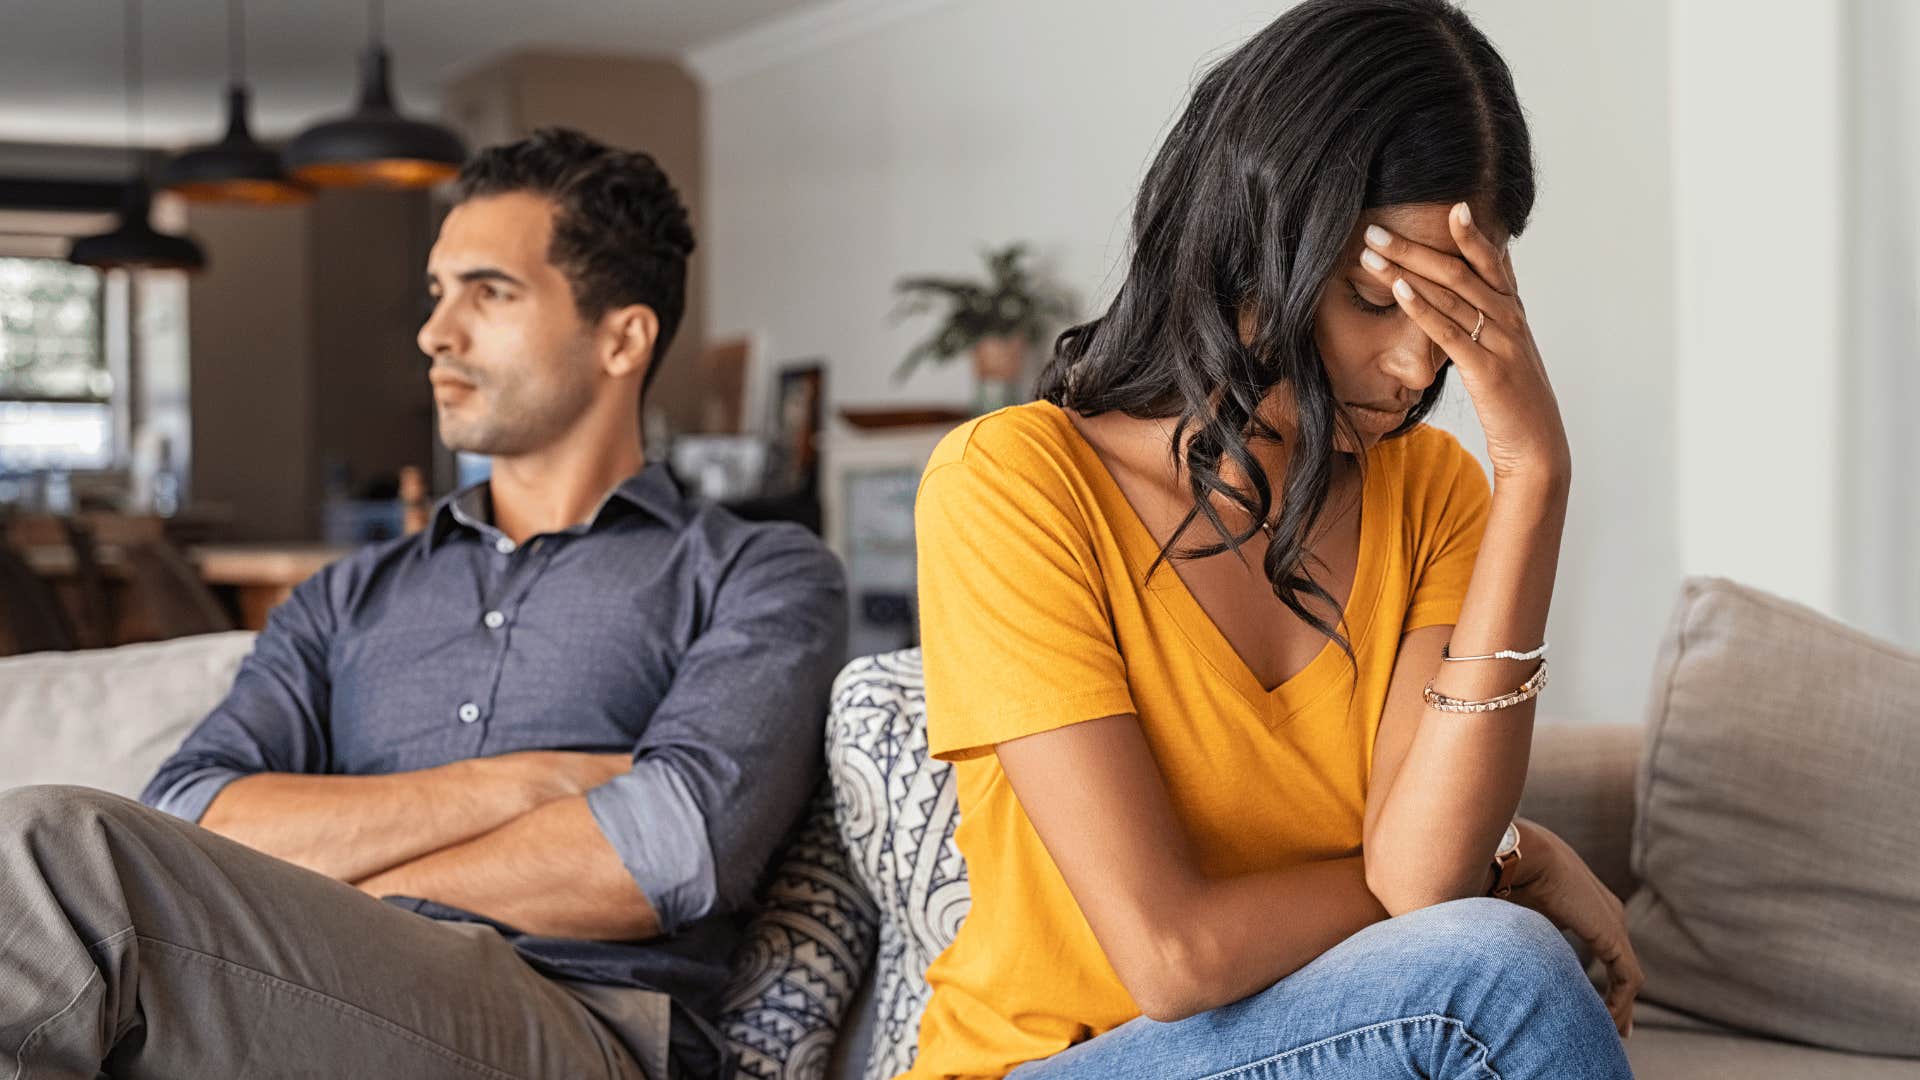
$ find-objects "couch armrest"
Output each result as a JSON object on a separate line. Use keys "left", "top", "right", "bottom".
{"left": 1517, "top": 723, "right": 1642, "bottom": 901}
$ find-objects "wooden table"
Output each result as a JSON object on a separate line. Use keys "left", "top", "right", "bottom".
{"left": 22, "top": 542, "right": 354, "bottom": 636}
{"left": 190, "top": 544, "right": 355, "bottom": 630}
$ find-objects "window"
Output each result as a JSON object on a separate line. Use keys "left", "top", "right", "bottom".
{"left": 0, "top": 256, "right": 113, "bottom": 472}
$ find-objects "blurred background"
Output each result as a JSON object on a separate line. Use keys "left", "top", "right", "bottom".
{"left": 1, "top": 0, "right": 1915, "bottom": 725}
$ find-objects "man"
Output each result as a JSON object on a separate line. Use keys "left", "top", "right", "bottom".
{"left": 0, "top": 128, "right": 846, "bottom": 1078}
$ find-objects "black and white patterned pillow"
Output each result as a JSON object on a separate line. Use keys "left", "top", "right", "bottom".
{"left": 721, "top": 775, "right": 880, "bottom": 1080}
{"left": 823, "top": 650, "right": 968, "bottom": 1080}
{"left": 718, "top": 650, "right": 966, "bottom": 1080}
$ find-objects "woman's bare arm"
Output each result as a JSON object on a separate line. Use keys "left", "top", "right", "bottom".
{"left": 1362, "top": 474, "right": 1568, "bottom": 914}
{"left": 1356, "top": 209, "right": 1574, "bottom": 914}
{"left": 995, "top": 715, "right": 1388, "bottom": 1022}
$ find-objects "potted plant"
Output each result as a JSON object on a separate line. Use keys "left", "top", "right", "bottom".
{"left": 893, "top": 243, "right": 1073, "bottom": 414}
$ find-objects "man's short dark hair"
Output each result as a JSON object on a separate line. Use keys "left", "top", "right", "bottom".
{"left": 452, "top": 127, "right": 696, "bottom": 385}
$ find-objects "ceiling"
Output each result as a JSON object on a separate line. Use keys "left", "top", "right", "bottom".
{"left": 0, "top": 0, "right": 832, "bottom": 149}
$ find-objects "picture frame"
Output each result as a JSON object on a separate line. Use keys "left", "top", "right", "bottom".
{"left": 768, "top": 361, "right": 824, "bottom": 494}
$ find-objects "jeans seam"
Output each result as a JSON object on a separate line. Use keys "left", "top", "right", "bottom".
{"left": 7, "top": 926, "right": 136, "bottom": 1080}
{"left": 136, "top": 935, "right": 526, "bottom": 1080}
{"left": 1194, "top": 1013, "right": 1502, "bottom": 1080}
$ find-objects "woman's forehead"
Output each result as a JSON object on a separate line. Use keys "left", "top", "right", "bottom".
{"left": 1359, "top": 203, "right": 1507, "bottom": 254}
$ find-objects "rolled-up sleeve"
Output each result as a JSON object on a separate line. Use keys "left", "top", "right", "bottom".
{"left": 139, "top": 570, "right": 336, "bottom": 822}
{"left": 585, "top": 523, "right": 846, "bottom": 935}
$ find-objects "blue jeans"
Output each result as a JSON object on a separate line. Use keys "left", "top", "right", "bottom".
{"left": 1006, "top": 898, "right": 1632, "bottom": 1079}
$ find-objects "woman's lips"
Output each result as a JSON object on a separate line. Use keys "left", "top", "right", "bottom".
{"left": 1346, "top": 402, "right": 1407, "bottom": 431}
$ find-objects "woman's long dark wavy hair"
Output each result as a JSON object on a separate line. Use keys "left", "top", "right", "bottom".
{"left": 1038, "top": 0, "right": 1536, "bottom": 668}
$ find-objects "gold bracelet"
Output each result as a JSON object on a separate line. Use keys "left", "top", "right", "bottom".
{"left": 1422, "top": 659, "right": 1549, "bottom": 713}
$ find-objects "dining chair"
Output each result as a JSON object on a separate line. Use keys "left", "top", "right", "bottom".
{"left": 0, "top": 541, "right": 78, "bottom": 656}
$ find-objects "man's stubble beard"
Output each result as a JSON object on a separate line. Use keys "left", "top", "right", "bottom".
{"left": 436, "top": 349, "right": 601, "bottom": 459}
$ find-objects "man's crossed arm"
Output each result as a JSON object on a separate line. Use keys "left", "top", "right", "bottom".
{"left": 201, "top": 752, "right": 662, "bottom": 940}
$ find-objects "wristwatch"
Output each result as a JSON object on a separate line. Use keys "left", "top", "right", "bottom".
{"left": 1486, "top": 821, "right": 1522, "bottom": 898}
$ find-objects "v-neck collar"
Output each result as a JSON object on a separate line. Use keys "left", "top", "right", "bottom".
{"left": 1039, "top": 400, "right": 1395, "bottom": 725}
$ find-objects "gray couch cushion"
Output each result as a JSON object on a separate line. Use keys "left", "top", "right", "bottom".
{"left": 0, "top": 631, "right": 256, "bottom": 798}
{"left": 1626, "top": 576, "right": 1920, "bottom": 1058}
{"left": 1516, "top": 722, "right": 1641, "bottom": 902}
{"left": 1628, "top": 1003, "right": 1920, "bottom": 1078}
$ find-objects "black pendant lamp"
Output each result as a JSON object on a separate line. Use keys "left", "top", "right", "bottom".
{"left": 70, "top": 0, "right": 207, "bottom": 272}
{"left": 70, "top": 179, "right": 209, "bottom": 271}
{"left": 159, "top": 0, "right": 311, "bottom": 205}
{"left": 283, "top": 0, "right": 466, "bottom": 189}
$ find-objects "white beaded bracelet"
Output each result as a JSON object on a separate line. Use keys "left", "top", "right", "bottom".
{"left": 1442, "top": 641, "right": 1549, "bottom": 663}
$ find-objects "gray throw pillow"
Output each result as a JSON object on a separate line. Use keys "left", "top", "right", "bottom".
{"left": 1625, "top": 576, "right": 1920, "bottom": 1057}
{"left": 0, "top": 631, "right": 256, "bottom": 798}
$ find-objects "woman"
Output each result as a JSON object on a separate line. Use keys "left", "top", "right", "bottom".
{"left": 906, "top": 1, "right": 1640, "bottom": 1077}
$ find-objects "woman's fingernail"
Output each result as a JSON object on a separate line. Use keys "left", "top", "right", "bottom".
{"left": 1360, "top": 249, "right": 1388, "bottom": 271}
{"left": 1392, "top": 278, "right": 1413, "bottom": 300}
{"left": 1365, "top": 225, "right": 1390, "bottom": 248}
{"left": 1455, "top": 202, "right": 1472, "bottom": 227}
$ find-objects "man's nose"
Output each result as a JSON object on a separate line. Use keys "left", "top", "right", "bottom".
{"left": 417, "top": 299, "right": 463, "bottom": 360}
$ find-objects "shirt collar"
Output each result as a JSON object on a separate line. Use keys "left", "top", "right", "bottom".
{"left": 422, "top": 461, "right": 688, "bottom": 553}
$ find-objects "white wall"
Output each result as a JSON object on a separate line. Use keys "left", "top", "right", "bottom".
{"left": 697, "top": 0, "right": 1684, "bottom": 725}
{"left": 1672, "top": 1, "right": 1847, "bottom": 617}
{"left": 1668, "top": 0, "right": 1920, "bottom": 650}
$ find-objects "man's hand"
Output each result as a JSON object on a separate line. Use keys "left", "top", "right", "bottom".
{"left": 1501, "top": 819, "right": 1643, "bottom": 1039}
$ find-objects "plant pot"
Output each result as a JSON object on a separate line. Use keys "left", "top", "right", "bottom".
{"left": 971, "top": 334, "right": 1027, "bottom": 414}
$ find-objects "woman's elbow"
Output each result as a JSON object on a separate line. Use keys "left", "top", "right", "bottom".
{"left": 1365, "top": 860, "right": 1479, "bottom": 918}
{"left": 1113, "top": 922, "right": 1226, "bottom": 1023}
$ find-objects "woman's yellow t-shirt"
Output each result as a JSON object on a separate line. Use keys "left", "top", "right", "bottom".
{"left": 902, "top": 400, "right": 1492, "bottom": 1079}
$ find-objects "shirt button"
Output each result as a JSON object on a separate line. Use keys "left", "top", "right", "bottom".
{"left": 457, "top": 702, "right": 481, "bottom": 724}
{"left": 483, "top": 610, "right": 505, "bottom": 630}
{"left": 494, "top": 536, "right": 516, "bottom": 555}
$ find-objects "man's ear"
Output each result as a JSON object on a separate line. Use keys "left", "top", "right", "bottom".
{"left": 600, "top": 303, "right": 660, "bottom": 382}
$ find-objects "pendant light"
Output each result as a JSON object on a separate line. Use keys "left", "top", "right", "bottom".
{"left": 159, "top": 0, "right": 311, "bottom": 205}
{"left": 283, "top": 0, "right": 466, "bottom": 189}
{"left": 70, "top": 0, "right": 207, "bottom": 272}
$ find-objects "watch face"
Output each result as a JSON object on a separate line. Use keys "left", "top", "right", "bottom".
{"left": 1496, "top": 822, "right": 1520, "bottom": 858}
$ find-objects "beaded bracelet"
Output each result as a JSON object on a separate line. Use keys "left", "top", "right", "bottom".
{"left": 1423, "top": 659, "right": 1549, "bottom": 713}
{"left": 1442, "top": 641, "right": 1549, "bottom": 663}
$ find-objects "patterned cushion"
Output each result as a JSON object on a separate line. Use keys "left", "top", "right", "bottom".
{"left": 823, "top": 649, "right": 966, "bottom": 1080}
{"left": 721, "top": 775, "right": 880, "bottom": 1079}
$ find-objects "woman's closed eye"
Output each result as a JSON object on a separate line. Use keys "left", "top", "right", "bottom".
{"left": 1346, "top": 281, "right": 1396, "bottom": 317}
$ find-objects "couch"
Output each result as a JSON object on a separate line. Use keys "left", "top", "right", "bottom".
{"left": 2, "top": 577, "right": 1915, "bottom": 1078}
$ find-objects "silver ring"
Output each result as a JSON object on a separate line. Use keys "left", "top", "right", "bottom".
{"left": 1469, "top": 309, "right": 1486, "bottom": 343}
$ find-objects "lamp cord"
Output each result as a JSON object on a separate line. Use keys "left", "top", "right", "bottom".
{"left": 229, "top": 0, "right": 245, "bottom": 84}
{"left": 127, "top": 0, "right": 139, "bottom": 148}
